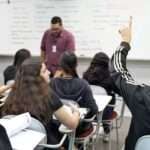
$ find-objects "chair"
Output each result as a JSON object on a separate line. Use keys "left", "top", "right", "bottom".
{"left": 75, "top": 115, "right": 97, "bottom": 150}
{"left": 90, "top": 85, "right": 113, "bottom": 149}
{"left": 135, "top": 135, "right": 150, "bottom": 150}
{"left": 60, "top": 98, "right": 97, "bottom": 150}
{"left": 29, "top": 118, "right": 68, "bottom": 150}
{"left": 90, "top": 85, "right": 125, "bottom": 150}
{"left": 2, "top": 115, "right": 67, "bottom": 150}
{"left": 106, "top": 99, "right": 126, "bottom": 150}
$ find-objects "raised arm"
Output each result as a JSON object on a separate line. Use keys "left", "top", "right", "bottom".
{"left": 110, "top": 17, "right": 143, "bottom": 112}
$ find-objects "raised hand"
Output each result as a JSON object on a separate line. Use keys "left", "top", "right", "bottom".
{"left": 119, "top": 16, "right": 132, "bottom": 43}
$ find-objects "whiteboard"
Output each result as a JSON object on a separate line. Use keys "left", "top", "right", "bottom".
{"left": 0, "top": 0, "right": 149, "bottom": 59}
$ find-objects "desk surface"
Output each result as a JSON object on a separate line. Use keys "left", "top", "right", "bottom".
{"left": 93, "top": 95, "right": 112, "bottom": 112}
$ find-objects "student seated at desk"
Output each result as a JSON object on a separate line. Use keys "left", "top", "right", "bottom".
{"left": 50, "top": 52, "right": 98, "bottom": 137}
{"left": 3, "top": 49, "right": 31, "bottom": 85}
{"left": 83, "top": 52, "right": 118, "bottom": 141}
{"left": 1, "top": 58, "right": 80, "bottom": 148}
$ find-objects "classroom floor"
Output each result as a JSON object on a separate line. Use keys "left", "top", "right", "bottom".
{"left": 95, "top": 116, "right": 131, "bottom": 150}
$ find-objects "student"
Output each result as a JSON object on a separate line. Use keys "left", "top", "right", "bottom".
{"left": 110, "top": 17, "right": 150, "bottom": 150}
{"left": 83, "top": 52, "right": 117, "bottom": 141}
{"left": 3, "top": 49, "right": 31, "bottom": 84}
{"left": 50, "top": 52, "right": 98, "bottom": 137}
{"left": 2, "top": 58, "right": 80, "bottom": 147}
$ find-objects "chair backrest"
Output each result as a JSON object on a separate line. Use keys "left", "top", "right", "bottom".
{"left": 135, "top": 135, "right": 150, "bottom": 150}
{"left": 2, "top": 115, "right": 47, "bottom": 150}
{"left": 2, "top": 115, "right": 46, "bottom": 135}
{"left": 90, "top": 85, "right": 107, "bottom": 95}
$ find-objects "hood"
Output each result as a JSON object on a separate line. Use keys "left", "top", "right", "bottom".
{"left": 50, "top": 78, "right": 87, "bottom": 101}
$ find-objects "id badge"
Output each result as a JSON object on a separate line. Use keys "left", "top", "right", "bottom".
{"left": 52, "top": 45, "right": 57, "bottom": 53}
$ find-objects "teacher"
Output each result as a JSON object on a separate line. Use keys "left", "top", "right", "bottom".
{"left": 41, "top": 16, "right": 75, "bottom": 77}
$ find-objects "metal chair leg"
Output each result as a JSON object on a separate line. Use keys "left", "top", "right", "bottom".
{"left": 68, "top": 132, "right": 75, "bottom": 150}
{"left": 108, "top": 123, "right": 112, "bottom": 150}
{"left": 116, "top": 119, "right": 119, "bottom": 150}
{"left": 91, "top": 137, "right": 95, "bottom": 150}
{"left": 83, "top": 141, "right": 86, "bottom": 150}
{"left": 96, "top": 112, "right": 103, "bottom": 142}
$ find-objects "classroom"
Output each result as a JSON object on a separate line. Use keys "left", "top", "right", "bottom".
{"left": 0, "top": 0, "right": 150, "bottom": 150}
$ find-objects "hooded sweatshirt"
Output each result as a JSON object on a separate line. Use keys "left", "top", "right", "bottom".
{"left": 50, "top": 77, "right": 98, "bottom": 118}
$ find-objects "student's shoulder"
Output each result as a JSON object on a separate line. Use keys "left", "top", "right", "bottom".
{"left": 74, "top": 78, "right": 90, "bottom": 87}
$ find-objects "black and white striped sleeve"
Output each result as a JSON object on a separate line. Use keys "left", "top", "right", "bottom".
{"left": 110, "top": 42, "right": 142, "bottom": 110}
{"left": 111, "top": 42, "right": 136, "bottom": 84}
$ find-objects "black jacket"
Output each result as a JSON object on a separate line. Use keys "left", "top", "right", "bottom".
{"left": 110, "top": 42, "right": 150, "bottom": 150}
{"left": 50, "top": 77, "right": 98, "bottom": 118}
{"left": 0, "top": 124, "right": 12, "bottom": 150}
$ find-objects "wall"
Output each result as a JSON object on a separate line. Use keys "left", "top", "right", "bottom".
{"left": 0, "top": 0, "right": 150, "bottom": 59}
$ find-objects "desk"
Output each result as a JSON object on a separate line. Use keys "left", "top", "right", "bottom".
{"left": 93, "top": 95, "right": 112, "bottom": 112}
{"left": 93, "top": 94, "right": 112, "bottom": 141}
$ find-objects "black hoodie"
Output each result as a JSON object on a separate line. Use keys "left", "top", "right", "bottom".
{"left": 50, "top": 77, "right": 98, "bottom": 118}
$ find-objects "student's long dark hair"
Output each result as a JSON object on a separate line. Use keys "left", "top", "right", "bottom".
{"left": 59, "top": 52, "right": 78, "bottom": 78}
{"left": 13, "top": 49, "right": 31, "bottom": 68}
{"left": 83, "top": 52, "right": 112, "bottom": 91}
{"left": 2, "top": 58, "right": 52, "bottom": 125}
